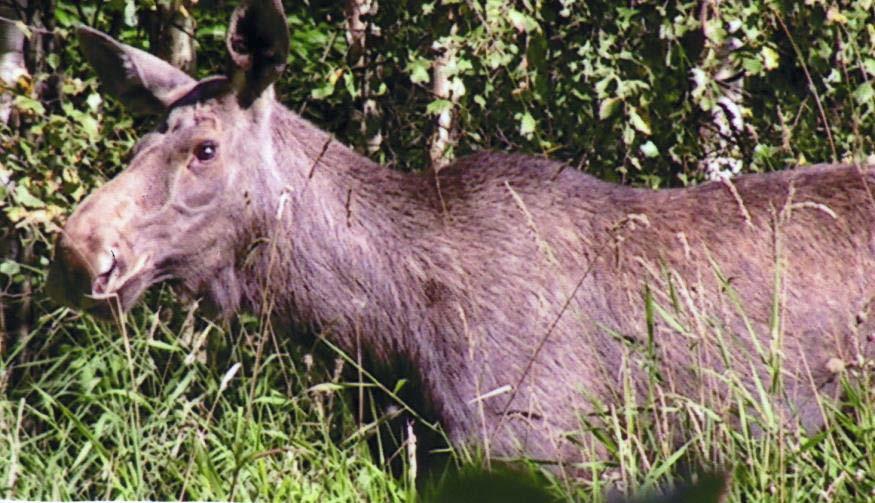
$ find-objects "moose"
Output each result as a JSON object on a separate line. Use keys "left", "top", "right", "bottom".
{"left": 48, "top": 0, "right": 874, "bottom": 470}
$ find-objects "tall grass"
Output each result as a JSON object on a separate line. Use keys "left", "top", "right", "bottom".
{"left": 562, "top": 260, "right": 875, "bottom": 502}
{"left": 1, "top": 267, "right": 874, "bottom": 501}
{"left": 0, "top": 287, "right": 410, "bottom": 501}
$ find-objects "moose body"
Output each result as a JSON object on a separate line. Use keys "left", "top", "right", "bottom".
{"left": 48, "top": 0, "right": 875, "bottom": 467}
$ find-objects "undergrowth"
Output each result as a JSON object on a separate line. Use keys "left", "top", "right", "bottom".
{"left": 1, "top": 276, "right": 874, "bottom": 501}
{"left": 0, "top": 287, "right": 411, "bottom": 501}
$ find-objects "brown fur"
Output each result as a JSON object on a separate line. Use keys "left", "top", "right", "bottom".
{"left": 49, "top": 1, "right": 875, "bottom": 468}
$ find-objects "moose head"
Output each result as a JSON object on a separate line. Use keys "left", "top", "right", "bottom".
{"left": 47, "top": 0, "right": 294, "bottom": 317}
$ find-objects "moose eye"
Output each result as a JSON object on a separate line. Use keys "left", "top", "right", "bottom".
{"left": 194, "top": 141, "right": 218, "bottom": 162}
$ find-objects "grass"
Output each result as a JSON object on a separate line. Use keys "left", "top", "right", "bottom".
{"left": 1, "top": 274, "right": 875, "bottom": 501}
{"left": 0, "top": 287, "right": 411, "bottom": 501}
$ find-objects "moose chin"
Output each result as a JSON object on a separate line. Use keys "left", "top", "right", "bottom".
{"left": 48, "top": 0, "right": 875, "bottom": 472}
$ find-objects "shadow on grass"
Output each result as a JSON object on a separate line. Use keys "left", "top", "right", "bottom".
{"left": 422, "top": 463, "right": 727, "bottom": 503}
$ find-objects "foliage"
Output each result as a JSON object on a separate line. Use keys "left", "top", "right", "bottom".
{"left": 315, "top": 0, "right": 875, "bottom": 183}
{"left": 0, "top": 296, "right": 409, "bottom": 500}
{"left": 2, "top": 0, "right": 875, "bottom": 501}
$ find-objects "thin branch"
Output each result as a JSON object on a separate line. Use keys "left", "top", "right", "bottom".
{"left": 91, "top": 0, "right": 105, "bottom": 27}
{"left": 0, "top": 0, "right": 26, "bottom": 21}
{"left": 772, "top": 9, "right": 837, "bottom": 162}
{"left": 0, "top": 15, "right": 56, "bottom": 35}
{"left": 72, "top": 0, "right": 87, "bottom": 25}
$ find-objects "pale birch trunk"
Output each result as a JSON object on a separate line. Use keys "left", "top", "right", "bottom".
{"left": 0, "top": 4, "right": 29, "bottom": 124}
{"left": 345, "top": 0, "right": 382, "bottom": 155}
{"left": 429, "top": 22, "right": 459, "bottom": 170}
{"left": 147, "top": 0, "right": 197, "bottom": 74}
{"left": 698, "top": 0, "right": 746, "bottom": 180}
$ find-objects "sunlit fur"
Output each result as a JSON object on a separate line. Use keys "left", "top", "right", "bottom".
{"left": 59, "top": 87, "right": 875, "bottom": 463}
{"left": 234, "top": 102, "right": 875, "bottom": 462}
{"left": 52, "top": 1, "right": 875, "bottom": 469}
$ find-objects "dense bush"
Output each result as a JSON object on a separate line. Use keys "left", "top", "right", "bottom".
{"left": 5, "top": 1, "right": 875, "bottom": 274}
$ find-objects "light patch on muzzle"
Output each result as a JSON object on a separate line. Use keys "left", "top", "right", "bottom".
{"left": 89, "top": 252, "right": 151, "bottom": 300}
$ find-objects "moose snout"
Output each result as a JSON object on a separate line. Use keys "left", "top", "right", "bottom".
{"left": 46, "top": 233, "right": 126, "bottom": 318}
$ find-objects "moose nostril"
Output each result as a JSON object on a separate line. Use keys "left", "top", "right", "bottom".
{"left": 96, "top": 249, "right": 118, "bottom": 278}
{"left": 92, "top": 250, "right": 118, "bottom": 293}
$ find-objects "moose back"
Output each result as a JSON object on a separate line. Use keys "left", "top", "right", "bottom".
{"left": 48, "top": 0, "right": 875, "bottom": 466}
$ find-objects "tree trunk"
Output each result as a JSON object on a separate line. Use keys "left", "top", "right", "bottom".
{"left": 0, "top": 3, "right": 29, "bottom": 125}
{"left": 0, "top": 1, "right": 29, "bottom": 358}
{"left": 428, "top": 20, "right": 459, "bottom": 170}
{"left": 697, "top": 0, "right": 746, "bottom": 181}
{"left": 145, "top": 0, "right": 197, "bottom": 74}
{"left": 345, "top": 0, "right": 382, "bottom": 155}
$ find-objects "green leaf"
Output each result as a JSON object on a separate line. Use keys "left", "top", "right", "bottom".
{"left": 145, "top": 340, "right": 179, "bottom": 352}
{"left": 197, "top": 24, "right": 227, "bottom": 39}
{"left": 343, "top": 72, "right": 356, "bottom": 99}
{"left": 426, "top": 99, "right": 453, "bottom": 116}
{"left": 628, "top": 107, "right": 651, "bottom": 135}
{"left": 80, "top": 115, "right": 100, "bottom": 142}
{"left": 854, "top": 82, "right": 874, "bottom": 105}
{"left": 0, "top": 260, "right": 20, "bottom": 276}
{"left": 761, "top": 46, "right": 780, "bottom": 71}
{"left": 86, "top": 93, "right": 103, "bottom": 111}
{"left": 293, "top": 27, "right": 329, "bottom": 47}
{"left": 13, "top": 95, "right": 45, "bottom": 115}
{"left": 253, "top": 395, "right": 293, "bottom": 406}
{"left": 309, "top": 383, "right": 344, "bottom": 393}
{"left": 599, "top": 97, "right": 622, "bottom": 120}
{"left": 449, "top": 77, "right": 466, "bottom": 98}
{"left": 623, "top": 125, "right": 635, "bottom": 145}
{"left": 46, "top": 53, "right": 60, "bottom": 70}
{"left": 703, "top": 19, "right": 726, "bottom": 44}
{"left": 310, "top": 81, "right": 335, "bottom": 100}
{"left": 14, "top": 185, "right": 45, "bottom": 209}
{"left": 392, "top": 378, "right": 408, "bottom": 394}
{"left": 640, "top": 141, "right": 659, "bottom": 158}
{"left": 54, "top": 7, "right": 75, "bottom": 27}
{"left": 61, "top": 77, "right": 87, "bottom": 96}
{"left": 519, "top": 112, "right": 536, "bottom": 136}
{"left": 407, "top": 57, "right": 431, "bottom": 85}
{"left": 508, "top": 9, "right": 539, "bottom": 33}
{"left": 743, "top": 57, "right": 764, "bottom": 76}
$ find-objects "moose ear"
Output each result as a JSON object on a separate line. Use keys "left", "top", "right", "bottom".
{"left": 226, "top": 0, "right": 289, "bottom": 106}
{"left": 77, "top": 25, "right": 196, "bottom": 115}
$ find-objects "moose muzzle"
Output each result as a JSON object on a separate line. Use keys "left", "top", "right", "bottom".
{"left": 46, "top": 197, "right": 141, "bottom": 319}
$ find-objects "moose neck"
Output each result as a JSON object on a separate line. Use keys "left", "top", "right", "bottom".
{"left": 236, "top": 101, "right": 433, "bottom": 366}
